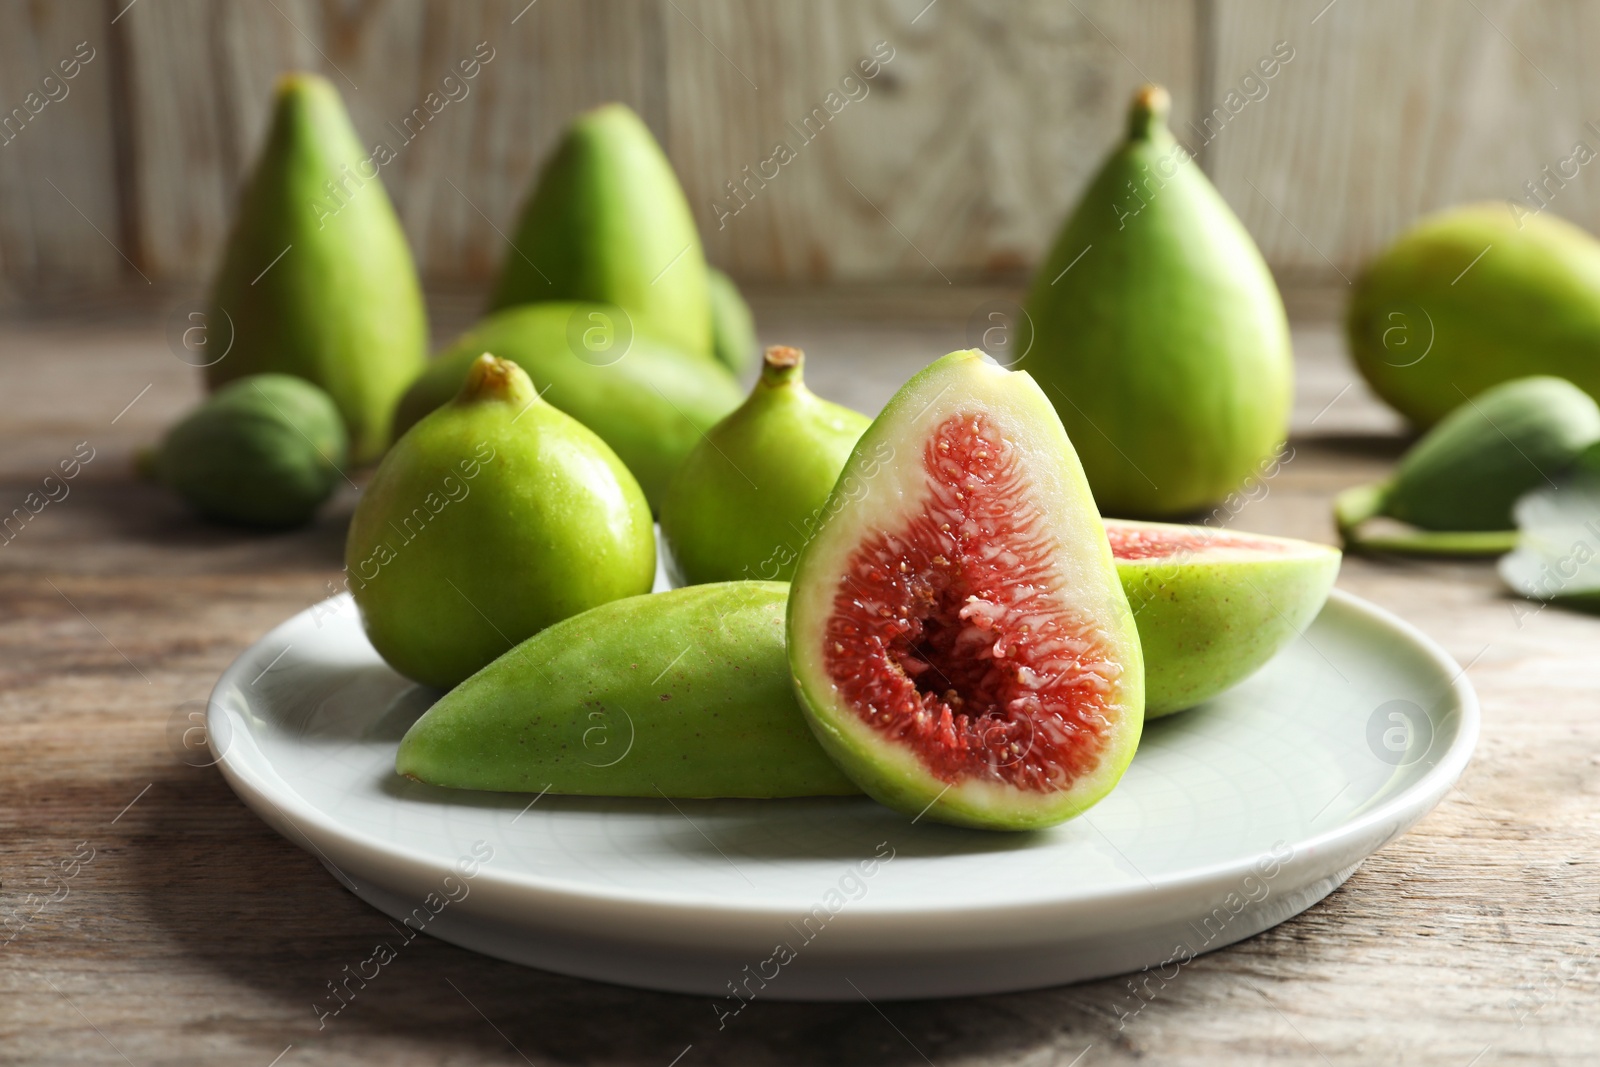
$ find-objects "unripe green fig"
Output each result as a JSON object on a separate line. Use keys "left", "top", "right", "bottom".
{"left": 1106, "top": 519, "right": 1341, "bottom": 716}
{"left": 788, "top": 350, "right": 1145, "bottom": 831}
{"left": 1349, "top": 204, "right": 1600, "bottom": 428}
{"left": 155, "top": 373, "right": 347, "bottom": 529}
{"left": 393, "top": 304, "right": 742, "bottom": 511}
{"left": 662, "top": 346, "right": 871, "bottom": 585}
{"left": 206, "top": 72, "right": 427, "bottom": 464}
{"left": 348, "top": 355, "right": 655, "bottom": 689}
{"left": 707, "top": 266, "right": 759, "bottom": 376}
{"left": 1021, "top": 84, "right": 1291, "bottom": 518}
{"left": 488, "top": 103, "right": 714, "bottom": 361}
{"left": 1336, "top": 375, "right": 1600, "bottom": 556}
{"left": 396, "top": 582, "right": 859, "bottom": 797}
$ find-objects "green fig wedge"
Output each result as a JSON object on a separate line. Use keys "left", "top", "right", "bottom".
{"left": 206, "top": 72, "right": 427, "bottom": 464}
{"left": 396, "top": 582, "right": 859, "bottom": 797}
{"left": 155, "top": 374, "right": 347, "bottom": 529}
{"left": 488, "top": 103, "right": 714, "bottom": 361}
{"left": 787, "top": 350, "right": 1145, "bottom": 831}
{"left": 1349, "top": 204, "right": 1600, "bottom": 429}
{"left": 1336, "top": 375, "right": 1600, "bottom": 556}
{"left": 707, "top": 266, "right": 759, "bottom": 377}
{"left": 1020, "top": 84, "right": 1291, "bottom": 518}
{"left": 1106, "top": 519, "right": 1341, "bottom": 716}
{"left": 662, "top": 346, "right": 871, "bottom": 585}
{"left": 348, "top": 355, "right": 655, "bottom": 689}
{"left": 392, "top": 303, "right": 743, "bottom": 511}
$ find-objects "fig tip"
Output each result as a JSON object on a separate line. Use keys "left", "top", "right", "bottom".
{"left": 1128, "top": 84, "right": 1171, "bottom": 138}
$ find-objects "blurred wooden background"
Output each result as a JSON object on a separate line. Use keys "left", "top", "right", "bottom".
{"left": 0, "top": 0, "right": 1590, "bottom": 302}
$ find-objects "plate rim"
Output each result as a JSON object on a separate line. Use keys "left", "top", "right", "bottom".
{"left": 208, "top": 586, "right": 1479, "bottom": 920}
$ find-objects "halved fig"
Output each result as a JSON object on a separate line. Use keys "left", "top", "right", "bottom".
{"left": 787, "top": 350, "right": 1144, "bottom": 831}
{"left": 1107, "top": 519, "right": 1340, "bottom": 716}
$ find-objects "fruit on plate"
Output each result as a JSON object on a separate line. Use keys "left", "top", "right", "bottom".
{"left": 1336, "top": 376, "right": 1600, "bottom": 556}
{"left": 348, "top": 355, "right": 654, "bottom": 689}
{"left": 707, "top": 266, "right": 759, "bottom": 376}
{"left": 662, "top": 345, "right": 871, "bottom": 585}
{"left": 1020, "top": 84, "right": 1291, "bottom": 518}
{"left": 206, "top": 72, "right": 427, "bottom": 464}
{"left": 153, "top": 374, "right": 347, "bottom": 529}
{"left": 396, "top": 583, "right": 859, "bottom": 797}
{"left": 1348, "top": 204, "right": 1600, "bottom": 428}
{"left": 391, "top": 303, "right": 742, "bottom": 511}
{"left": 487, "top": 103, "right": 713, "bottom": 361}
{"left": 1106, "top": 519, "right": 1341, "bottom": 716}
{"left": 787, "top": 349, "right": 1145, "bottom": 831}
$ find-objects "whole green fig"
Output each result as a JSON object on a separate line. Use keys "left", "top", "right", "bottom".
{"left": 348, "top": 354, "right": 655, "bottom": 689}
{"left": 392, "top": 303, "right": 743, "bottom": 511}
{"left": 707, "top": 266, "right": 758, "bottom": 377}
{"left": 206, "top": 72, "right": 427, "bottom": 464}
{"left": 1349, "top": 204, "right": 1600, "bottom": 428}
{"left": 1020, "top": 84, "right": 1291, "bottom": 518}
{"left": 396, "top": 582, "right": 859, "bottom": 798}
{"left": 661, "top": 346, "right": 870, "bottom": 584}
{"left": 156, "top": 373, "right": 347, "bottom": 528}
{"left": 1335, "top": 375, "right": 1600, "bottom": 555}
{"left": 488, "top": 103, "right": 714, "bottom": 361}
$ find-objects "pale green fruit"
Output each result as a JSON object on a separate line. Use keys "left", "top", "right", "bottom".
{"left": 1021, "top": 85, "right": 1291, "bottom": 517}
{"left": 396, "top": 582, "right": 859, "bottom": 797}
{"left": 347, "top": 355, "right": 655, "bottom": 689}
{"left": 1107, "top": 519, "right": 1341, "bottom": 716}
{"left": 206, "top": 72, "right": 427, "bottom": 463}
{"left": 662, "top": 346, "right": 870, "bottom": 585}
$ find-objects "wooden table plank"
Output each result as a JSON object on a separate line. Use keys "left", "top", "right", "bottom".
{"left": 2, "top": 288, "right": 1597, "bottom": 1066}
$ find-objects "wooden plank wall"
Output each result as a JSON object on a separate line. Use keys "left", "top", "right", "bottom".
{"left": 0, "top": 0, "right": 1588, "bottom": 299}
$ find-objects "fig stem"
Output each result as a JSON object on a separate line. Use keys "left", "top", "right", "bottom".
{"left": 1336, "top": 481, "right": 1517, "bottom": 556}
{"left": 760, "top": 345, "right": 805, "bottom": 388}
{"left": 457, "top": 352, "right": 538, "bottom": 407}
{"left": 1127, "top": 83, "right": 1171, "bottom": 141}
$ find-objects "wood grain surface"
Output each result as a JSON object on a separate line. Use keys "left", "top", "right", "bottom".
{"left": 2, "top": 287, "right": 1597, "bottom": 1065}
{"left": 5, "top": 0, "right": 1599, "bottom": 296}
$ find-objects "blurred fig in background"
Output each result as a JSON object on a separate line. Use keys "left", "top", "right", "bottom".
{"left": 488, "top": 103, "right": 716, "bottom": 363}
{"left": 707, "top": 266, "right": 759, "bottom": 377}
{"left": 153, "top": 374, "right": 347, "bottom": 529}
{"left": 1348, "top": 204, "right": 1600, "bottom": 428}
{"left": 205, "top": 72, "right": 427, "bottom": 464}
{"left": 392, "top": 303, "right": 742, "bottom": 511}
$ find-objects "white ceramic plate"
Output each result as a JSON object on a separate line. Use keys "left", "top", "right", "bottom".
{"left": 208, "top": 586, "right": 1476, "bottom": 1001}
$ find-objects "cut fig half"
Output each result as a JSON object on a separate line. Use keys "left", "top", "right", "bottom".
{"left": 787, "top": 350, "right": 1144, "bottom": 831}
{"left": 1106, "top": 519, "right": 1341, "bottom": 716}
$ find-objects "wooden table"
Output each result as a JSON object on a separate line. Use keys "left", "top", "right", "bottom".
{"left": 3, "top": 288, "right": 1596, "bottom": 1066}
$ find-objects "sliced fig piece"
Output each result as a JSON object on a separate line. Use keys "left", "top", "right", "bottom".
{"left": 1107, "top": 519, "right": 1341, "bottom": 717}
{"left": 397, "top": 583, "right": 858, "bottom": 798}
{"left": 787, "top": 350, "right": 1144, "bottom": 831}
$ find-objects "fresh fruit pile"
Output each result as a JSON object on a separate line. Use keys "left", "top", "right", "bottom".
{"left": 159, "top": 78, "right": 1369, "bottom": 831}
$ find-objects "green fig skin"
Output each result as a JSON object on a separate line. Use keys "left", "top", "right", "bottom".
{"left": 1385, "top": 376, "right": 1600, "bottom": 531}
{"left": 1349, "top": 205, "right": 1600, "bottom": 429}
{"left": 1020, "top": 85, "right": 1291, "bottom": 518}
{"left": 348, "top": 355, "right": 655, "bottom": 690}
{"left": 662, "top": 346, "right": 871, "bottom": 585}
{"left": 205, "top": 73, "right": 427, "bottom": 464}
{"left": 788, "top": 351, "right": 1145, "bottom": 831}
{"left": 395, "top": 582, "right": 860, "bottom": 798}
{"left": 488, "top": 103, "right": 714, "bottom": 361}
{"left": 158, "top": 373, "right": 347, "bottom": 529}
{"left": 1107, "top": 520, "right": 1341, "bottom": 717}
{"left": 393, "top": 304, "right": 743, "bottom": 511}
{"left": 707, "top": 266, "right": 759, "bottom": 377}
